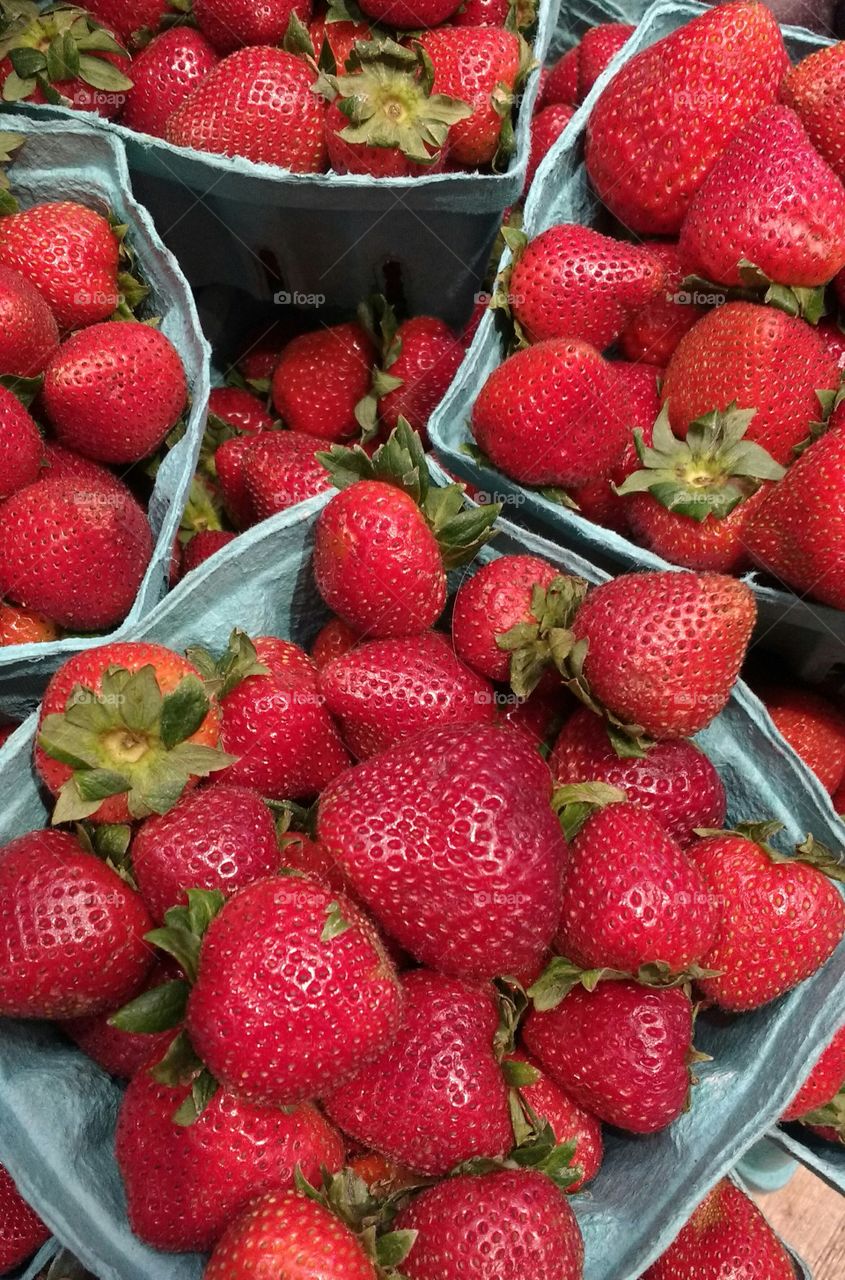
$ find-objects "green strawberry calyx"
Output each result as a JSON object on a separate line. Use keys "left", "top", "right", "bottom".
{"left": 489, "top": 225, "right": 530, "bottom": 346}
{"left": 106, "top": 213, "right": 151, "bottom": 320}
{"left": 551, "top": 781, "right": 627, "bottom": 840}
{"left": 38, "top": 665, "right": 235, "bottom": 824}
{"left": 495, "top": 572, "right": 589, "bottom": 699}
{"left": 294, "top": 1167, "right": 420, "bottom": 1279}
{"left": 801, "top": 1085, "right": 845, "bottom": 1138}
{"left": 318, "top": 418, "right": 501, "bottom": 568}
{"left": 0, "top": 130, "right": 24, "bottom": 213}
{"left": 527, "top": 954, "right": 721, "bottom": 1011}
{"left": 354, "top": 294, "right": 405, "bottom": 439}
{"left": 0, "top": 4, "right": 134, "bottom": 105}
{"left": 694, "top": 822, "right": 845, "bottom": 883}
{"left": 452, "top": 1107, "right": 583, "bottom": 1194}
{"left": 616, "top": 402, "right": 785, "bottom": 521}
{"left": 179, "top": 473, "right": 226, "bottom": 541}
{"left": 74, "top": 819, "right": 134, "bottom": 884}
{"left": 185, "top": 628, "right": 270, "bottom": 700}
{"left": 681, "top": 265, "right": 827, "bottom": 327}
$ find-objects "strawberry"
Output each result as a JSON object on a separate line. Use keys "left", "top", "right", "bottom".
{"left": 243, "top": 430, "right": 335, "bottom": 522}
{"left": 311, "top": 616, "right": 360, "bottom": 669}
{"left": 318, "top": 723, "right": 566, "bottom": 980}
{"left": 756, "top": 685, "right": 845, "bottom": 795}
{"left": 506, "top": 1049, "right": 602, "bottom": 1191}
{"left": 689, "top": 825, "right": 845, "bottom": 1011}
{"left": 320, "top": 631, "right": 495, "bottom": 758}
{"left": 453, "top": 0, "right": 511, "bottom": 26}
{"left": 179, "top": 529, "right": 236, "bottom": 577}
{"left": 0, "top": 200, "right": 120, "bottom": 331}
{"left": 618, "top": 242, "right": 708, "bottom": 366}
{"left": 451, "top": 553, "right": 561, "bottom": 682}
{"left": 0, "top": 1164, "right": 49, "bottom": 1275}
{"left": 783, "top": 1025, "right": 845, "bottom": 1122}
{"left": 551, "top": 708, "right": 726, "bottom": 845}
{"left": 585, "top": 0, "right": 788, "bottom": 234}
{"left": 207, "top": 385, "right": 275, "bottom": 433}
{"left": 83, "top": 0, "right": 173, "bottom": 45}
{"left": 166, "top": 47, "right": 327, "bottom": 171}
{"left": 40, "top": 439, "right": 128, "bottom": 490}
{"left": 471, "top": 339, "right": 630, "bottom": 486}
{"left": 0, "top": 475, "right": 153, "bottom": 630}
{"left": 576, "top": 22, "right": 633, "bottom": 99}
{"left": 0, "top": 602, "right": 58, "bottom": 646}
{"left": 272, "top": 322, "right": 374, "bottom": 441}
{"left": 642, "top": 1179, "right": 795, "bottom": 1280}
{"left": 524, "top": 103, "right": 574, "bottom": 192}
{"left": 278, "top": 829, "right": 350, "bottom": 893}
{"left": 216, "top": 433, "right": 261, "bottom": 528}
{"left": 818, "top": 318, "right": 845, "bottom": 371}
{"left": 396, "top": 1168, "right": 584, "bottom": 1280}
{"left": 539, "top": 45, "right": 578, "bottom": 108}
{"left": 371, "top": 314, "right": 465, "bottom": 437}
{"left": 184, "top": 876, "right": 403, "bottom": 1104}
{"left": 35, "top": 641, "right": 225, "bottom": 824}
{"left": 0, "top": 8, "right": 132, "bottom": 119}
{"left": 0, "top": 386, "right": 42, "bottom": 500}
{"left": 357, "top": 0, "right": 462, "bottom": 27}
{"left": 418, "top": 27, "right": 522, "bottom": 168}
{"left": 194, "top": 0, "right": 312, "bottom": 53}
{"left": 308, "top": 15, "right": 375, "bottom": 68}
{"left": 0, "top": 828, "right": 152, "bottom": 1017}
{"left": 122, "top": 28, "right": 220, "bottom": 138}
{"left": 116, "top": 1065, "right": 345, "bottom": 1251}
{"left": 0, "top": 264, "right": 59, "bottom": 375}
{"left": 660, "top": 302, "right": 841, "bottom": 467}
{"left": 205, "top": 1190, "right": 377, "bottom": 1280}
{"left": 499, "top": 683, "right": 572, "bottom": 750}
{"left": 60, "top": 959, "right": 177, "bottom": 1078}
{"left": 210, "top": 632, "right": 351, "bottom": 799}
{"left": 782, "top": 41, "right": 845, "bottom": 186}
{"left": 323, "top": 969, "right": 512, "bottom": 1173}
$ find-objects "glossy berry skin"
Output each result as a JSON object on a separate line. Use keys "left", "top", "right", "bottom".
{"left": 272, "top": 323, "right": 373, "bottom": 442}
{"left": 453, "top": 0, "right": 510, "bottom": 25}
{"left": 42, "top": 321, "right": 187, "bottom": 464}
{"left": 757, "top": 685, "right": 845, "bottom": 795}
{"left": 218, "top": 636, "right": 350, "bottom": 800}
{"left": 314, "top": 481, "right": 447, "bottom": 638}
{"left": 0, "top": 1164, "right": 49, "bottom": 1275}
{"left": 243, "top": 430, "right": 335, "bottom": 523}
{"left": 311, "top": 617, "right": 360, "bottom": 670}
{"left": 318, "top": 723, "right": 566, "bottom": 981}
{"left": 618, "top": 242, "right": 706, "bottom": 366}
{"left": 40, "top": 440, "right": 128, "bottom": 490}
{"left": 577, "top": 23, "right": 633, "bottom": 99}
{"left": 123, "top": 28, "right": 220, "bottom": 137}
{"left": 689, "top": 833, "right": 845, "bottom": 1012}
{"left": 642, "top": 1179, "right": 795, "bottom": 1280}
{"left": 378, "top": 317, "right": 464, "bottom": 438}
{"left": 540, "top": 46, "right": 578, "bottom": 108}
{"left": 0, "top": 475, "right": 153, "bottom": 631}
{"left": 585, "top": 1, "right": 788, "bottom": 234}
{"left": 205, "top": 1191, "right": 377, "bottom": 1280}
{"left": 524, "top": 103, "right": 575, "bottom": 192}
{"left": 550, "top": 708, "right": 726, "bottom": 845}
{"left": 783, "top": 1025, "right": 845, "bottom": 1122}
{"left": 0, "top": 603, "right": 57, "bottom": 646}
{"left": 187, "top": 876, "right": 403, "bottom": 1105}
{"left": 166, "top": 47, "right": 327, "bottom": 172}
{"left": 323, "top": 970, "right": 512, "bottom": 1175}
{"left": 357, "top": 0, "right": 460, "bottom": 26}
{"left": 419, "top": 27, "right": 521, "bottom": 167}
{"left": 179, "top": 530, "right": 236, "bottom": 577}
{"left": 626, "top": 482, "right": 771, "bottom": 574}
{"left": 131, "top": 781, "right": 279, "bottom": 922}
{"left": 0, "top": 265, "right": 59, "bottom": 376}
{"left": 320, "top": 631, "right": 495, "bottom": 759}
{"left": 472, "top": 339, "right": 630, "bottom": 486}
{"left": 818, "top": 319, "right": 845, "bottom": 372}
{"left": 571, "top": 572, "right": 756, "bottom": 739}
{"left": 308, "top": 16, "right": 374, "bottom": 69}
{"left": 556, "top": 801, "right": 719, "bottom": 973}
{"left": 0, "top": 829, "right": 152, "bottom": 1019}
{"left": 396, "top": 1168, "right": 584, "bottom": 1280}
{"left": 59, "top": 961, "right": 176, "bottom": 1079}
{"left": 0, "top": 388, "right": 42, "bottom": 501}
{"left": 451, "top": 553, "right": 560, "bottom": 682}
{"left": 216, "top": 434, "right": 261, "bottom": 528}
{"left": 83, "top": 0, "right": 171, "bottom": 44}
{"left": 116, "top": 1068, "right": 344, "bottom": 1252}
{"left": 195, "top": 0, "right": 312, "bottom": 52}
{"left": 524, "top": 981, "right": 694, "bottom": 1134}
{"left": 507, "top": 1050, "right": 602, "bottom": 1191}
{"left": 509, "top": 225, "right": 666, "bottom": 349}
{"left": 207, "top": 385, "right": 275, "bottom": 434}
{"left": 782, "top": 42, "right": 845, "bottom": 186}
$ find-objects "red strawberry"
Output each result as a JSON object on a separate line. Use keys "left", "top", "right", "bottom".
{"left": 179, "top": 529, "right": 236, "bottom": 577}
{"left": 0, "top": 387, "right": 42, "bottom": 500}
{"left": 40, "top": 440, "right": 128, "bottom": 490}
{"left": 278, "top": 829, "right": 350, "bottom": 893}
{"left": 524, "top": 980, "right": 695, "bottom": 1133}
{"left": 689, "top": 826, "right": 845, "bottom": 1011}
{"left": 0, "top": 1164, "right": 49, "bottom": 1275}
{"left": 499, "top": 683, "right": 572, "bottom": 750}
{"left": 308, "top": 15, "right": 374, "bottom": 68}
{"left": 618, "top": 242, "right": 706, "bottom": 366}
{"left": 818, "top": 318, "right": 845, "bottom": 371}
{"left": 451, "top": 553, "right": 560, "bottom": 682}
{"left": 83, "top": 0, "right": 173, "bottom": 45}
{"left": 116, "top": 1066, "right": 344, "bottom": 1251}
{"left": 395, "top": 1168, "right": 584, "bottom": 1280}
{"left": 0, "top": 828, "right": 152, "bottom": 1018}
{"left": 782, "top": 42, "right": 845, "bottom": 186}
{"left": 577, "top": 22, "right": 633, "bottom": 99}
{"left": 216, "top": 433, "right": 260, "bottom": 528}
{"left": 0, "top": 10, "right": 131, "bottom": 119}
{"left": 194, "top": 0, "right": 312, "bottom": 53}
{"left": 323, "top": 969, "right": 512, "bottom": 1173}
{"left": 272, "top": 323, "right": 374, "bottom": 441}
{"left": 186, "top": 876, "right": 402, "bottom": 1103}
{"left": 35, "top": 641, "right": 224, "bottom": 824}
{"left": 318, "top": 723, "right": 566, "bottom": 980}
{"left": 356, "top": 0, "right": 461, "bottom": 26}
{"left": 42, "top": 321, "right": 187, "bottom": 464}
{"left": 0, "top": 475, "right": 153, "bottom": 630}
{"left": 783, "top": 1024, "right": 845, "bottom": 1121}
{"left": 550, "top": 708, "right": 726, "bottom": 845}
{"left": 643, "top": 1179, "right": 795, "bottom": 1280}
{"left": 0, "top": 264, "right": 59, "bottom": 375}
{"left": 123, "top": 28, "right": 220, "bottom": 137}
{"left": 471, "top": 339, "right": 630, "bottom": 486}
{"left": 756, "top": 685, "right": 845, "bottom": 795}
{"left": 524, "top": 103, "right": 574, "bottom": 192}
{"left": 453, "top": 0, "right": 511, "bottom": 26}
{"left": 0, "top": 603, "right": 58, "bottom": 646}
{"left": 208, "top": 385, "right": 275, "bottom": 433}
{"left": 311, "top": 616, "right": 360, "bottom": 669}
{"left": 375, "top": 315, "right": 464, "bottom": 437}
{"left": 60, "top": 959, "right": 177, "bottom": 1079}
{"left": 539, "top": 45, "right": 578, "bottom": 108}
{"left": 320, "top": 631, "right": 495, "bottom": 758}
{"left": 243, "top": 430, "right": 335, "bottom": 522}
{"left": 506, "top": 1049, "right": 602, "bottom": 1191}
{"left": 585, "top": 0, "right": 788, "bottom": 234}
{"left": 166, "top": 48, "right": 327, "bottom": 171}
{"left": 418, "top": 27, "right": 521, "bottom": 168}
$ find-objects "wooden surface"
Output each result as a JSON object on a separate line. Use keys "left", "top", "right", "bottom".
{"left": 755, "top": 1164, "right": 845, "bottom": 1279}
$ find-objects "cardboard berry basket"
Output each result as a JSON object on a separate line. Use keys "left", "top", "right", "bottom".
{"left": 10, "top": 1240, "right": 59, "bottom": 1280}
{"left": 771, "top": 1123, "right": 845, "bottom": 1198}
{"left": 0, "top": 491, "right": 843, "bottom": 1280}
{"left": 427, "top": 0, "right": 845, "bottom": 686}
{"left": 0, "top": 113, "right": 210, "bottom": 721}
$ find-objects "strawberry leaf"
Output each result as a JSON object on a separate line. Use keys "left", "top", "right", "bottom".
{"left": 109, "top": 978, "right": 189, "bottom": 1033}
{"left": 321, "top": 899, "right": 353, "bottom": 941}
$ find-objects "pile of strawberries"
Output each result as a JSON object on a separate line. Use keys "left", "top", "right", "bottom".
{"left": 1, "top": 428, "right": 844, "bottom": 1278}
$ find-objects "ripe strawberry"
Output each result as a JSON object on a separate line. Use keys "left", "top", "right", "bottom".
{"left": 122, "top": 28, "right": 220, "bottom": 137}
{"left": 318, "top": 723, "right": 566, "bottom": 980}
{"left": 215, "top": 433, "right": 260, "bottom": 528}
{"left": 208, "top": 385, "right": 275, "bottom": 433}
{"left": 499, "top": 683, "right": 572, "bottom": 750}
{"left": 418, "top": 27, "right": 522, "bottom": 167}
{"left": 472, "top": 339, "right": 630, "bottom": 486}
{"left": 0, "top": 387, "right": 42, "bottom": 500}
{"left": 272, "top": 322, "right": 374, "bottom": 441}
{"left": 357, "top": 0, "right": 461, "bottom": 27}
{"left": 0, "top": 10, "right": 132, "bottom": 119}
{"left": 0, "top": 475, "right": 153, "bottom": 630}
{"left": 278, "top": 828, "right": 349, "bottom": 892}
{"left": 60, "top": 959, "right": 177, "bottom": 1078}
{"left": 690, "top": 826, "right": 845, "bottom": 1011}
{"left": 396, "top": 1168, "right": 584, "bottom": 1280}
{"left": 243, "top": 430, "right": 335, "bottom": 522}
{"left": 783, "top": 1025, "right": 845, "bottom": 1121}
{"left": 323, "top": 969, "right": 512, "bottom": 1173}
{"left": 585, "top": 0, "right": 788, "bottom": 234}
{"left": 818, "top": 318, "right": 845, "bottom": 371}
{"left": 40, "top": 440, "right": 128, "bottom": 490}
{"left": 179, "top": 529, "right": 236, "bottom": 577}
{"left": 0, "top": 603, "right": 57, "bottom": 646}
{"left": 618, "top": 242, "right": 708, "bottom": 366}
{"left": 577, "top": 22, "right": 633, "bottom": 99}
{"left": 35, "top": 641, "right": 224, "bottom": 824}
{"left": 83, "top": 0, "right": 173, "bottom": 44}
{"left": 0, "top": 828, "right": 152, "bottom": 1018}
{"left": 311, "top": 616, "right": 360, "bottom": 669}
{"left": 116, "top": 1066, "right": 344, "bottom": 1251}
{"left": 539, "top": 45, "right": 578, "bottom": 108}
{"left": 782, "top": 42, "right": 845, "bottom": 186}
{"left": 0, "top": 264, "right": 59, "bottom": 375}
{"left": 453, "top": 0, "right": 511, "bottom": 26}
{"left": 185, "top": 876, "right": 402, "bottom": 1103}
{"left": 451, "top": 553, "right": 560, "bottom": 682}
{"left": 642, "top": 1179, "right": 795, "bottom": 1280}
{"left": 524, "top": 103, "right": 574, "bottom": 192}
{"left": 551, "top": 708, "right": 726, "bottom": 845}
{"left": 194, "top": 0, "right": 311, "bottom": 53}
{"left": 0, "top": 1164, "right": 49, "bottom": 1275}
{"left": 375, "top": 315, "right": 465, "bottom": 437}
{"left": 347, "top": 1151, "right": 419, "bottom": 1196}
{"left": 506, "top": 1049, "right": 602, "bottom": 1190}
{"left": 205, "top": 1191, "right": 377, "bottom": 1280}
{"left": 308, "top": 15, "right": 374, "bottom": 68}
{"left": 756, "top": 685, "right": 845, "bottom": 795}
